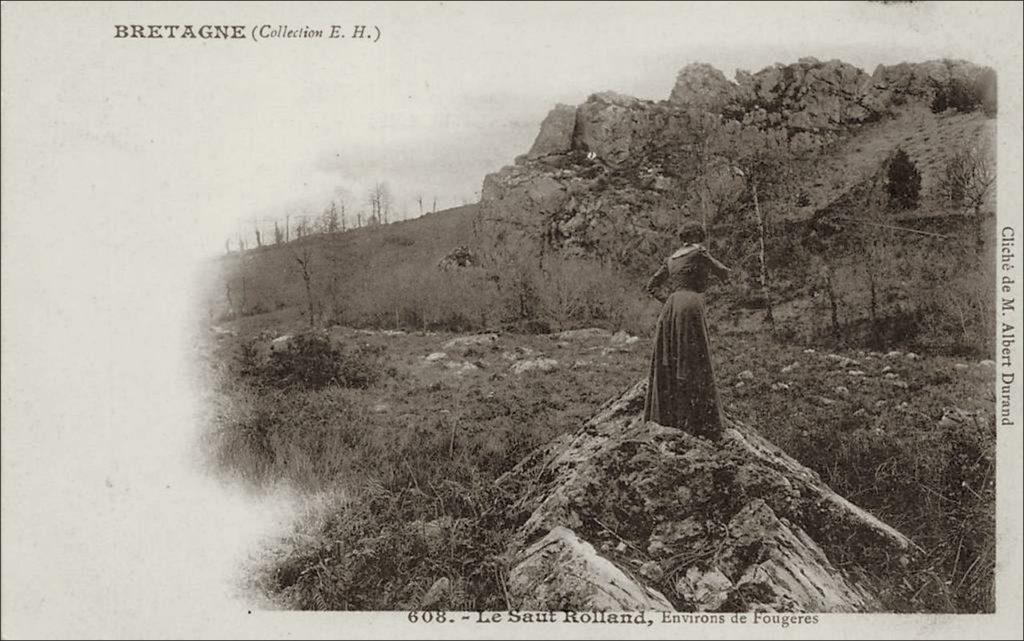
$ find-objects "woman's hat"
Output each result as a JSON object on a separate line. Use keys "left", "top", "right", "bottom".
{"left": 676, "top": 220, "right": 706, "bottom": 244}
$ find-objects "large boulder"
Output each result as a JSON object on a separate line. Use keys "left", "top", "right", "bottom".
{"left": 669, "top": 62, "right": 735, "bottom": 113}
{"left": 572, "top": 92, "right": 663, "bottom": 166}
{"left": 500, "top": 380, "right": 914, "bottom": 612}
{"left": 527, "top": 104, "right": 578, "bottom": 159}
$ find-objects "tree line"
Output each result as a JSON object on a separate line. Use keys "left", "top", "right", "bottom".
{"left": 224, "top": 181, "right": 447, "bottom": 253}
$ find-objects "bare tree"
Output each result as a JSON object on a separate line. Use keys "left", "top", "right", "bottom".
{"left": 417, "top": 194, "right": 424, "bottom": 215}
{"left": 716, "top": 124, "right": 790, "bottom": 330}
{"left": 321, "top": 201, "right": 340, "bottom": 233}
{"left": 292, "top": 246, "right": 317, "bottom": 328}
{"left": 851, "top": 166, "right": 896, "bottom": 344}
{"left": 938, "top": 143, "right": 995, "bottom": 247}
{"left": 274, "top": 220, "right": 284, "bottom": 244}
{"left": 367, "top": 181, "right": 393, "bottom": 225}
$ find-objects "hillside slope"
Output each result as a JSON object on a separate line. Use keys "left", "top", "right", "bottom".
{"left": 206, "top": 204, "right": 479, "bottom": 331}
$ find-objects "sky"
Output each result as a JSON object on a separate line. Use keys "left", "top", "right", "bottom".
{"left": 5, "top": 1, "right": 1021, "bottom": 255}
{"left": 1, "top": 2, "right": 1021, "bottom": 638}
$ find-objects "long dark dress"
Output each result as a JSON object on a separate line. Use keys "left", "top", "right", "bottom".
{"left": 643, "top": 244, "right": 728, "bottom": 440}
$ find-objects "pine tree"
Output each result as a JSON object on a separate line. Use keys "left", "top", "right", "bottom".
{"left": 887, "top": 148, "right": 921, "bottom": 210}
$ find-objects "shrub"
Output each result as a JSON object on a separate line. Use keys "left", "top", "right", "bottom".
{"left": 930, "top": 69, "right": 996, "bottom": 116}
{"left": 887, "top": 148, "right": 921, "bottom": 210}
{"left": 937, "top": 144, "right": 995, "bottom": 213}
{"left": 241, "top": 333, "right": 389, "bottom": 390}
{"left": 974, "top": 69, "right": 997, "bottom": 117}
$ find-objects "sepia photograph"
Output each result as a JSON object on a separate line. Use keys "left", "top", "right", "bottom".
{"left": 2, "top": 1, "right": 1022, "bottom": 638}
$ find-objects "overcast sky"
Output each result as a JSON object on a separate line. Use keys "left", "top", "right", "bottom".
{"left": 5, "top": 1, "right": 1020, "bottom": 256}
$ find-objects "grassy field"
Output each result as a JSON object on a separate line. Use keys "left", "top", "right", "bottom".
{"left": 202, "top": 308, "right": 995, "bottom": 612}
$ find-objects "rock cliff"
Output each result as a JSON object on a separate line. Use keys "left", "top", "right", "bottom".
{"left": 500, "top": 380, "right": 914, "bottom": 612}
{"left": 476, "top": 58, "right": 993, "bottom": 268}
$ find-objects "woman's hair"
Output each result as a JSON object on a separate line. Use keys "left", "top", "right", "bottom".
{"left": 677, "top": 221, "right": 706, "bottom": 245}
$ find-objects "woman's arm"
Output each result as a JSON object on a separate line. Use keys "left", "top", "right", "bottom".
{"left": 645, "top": 264, "right": 669, "bottom": 302}
{"left": 699, "top": 246, "right": 732, "bottom": 280}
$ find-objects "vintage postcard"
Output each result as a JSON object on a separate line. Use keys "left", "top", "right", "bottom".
{"left": 1, "top": 1, "right": 1022, "bottom": 638}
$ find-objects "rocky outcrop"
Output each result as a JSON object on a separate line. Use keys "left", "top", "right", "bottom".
{"left": 500, "top": 380, "right": 914, "bottom": 612}
{"left": 476, "top": 58, "right": 993, "bottom": 266}
{"left": 669, "top": 63, "right": 735, "bottom": 113}
{"left": 864, "top": 59, "right": 990, "bottom": 111}
{"left": 573, "top": 92, "right": 668, "bottom": 167}
{"left": 526, "top": 104, "right": 577, "bottom": 159}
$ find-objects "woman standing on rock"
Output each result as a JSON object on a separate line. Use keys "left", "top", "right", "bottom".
{"left": 643, "top": 221, "right": 731, "bottom": 440}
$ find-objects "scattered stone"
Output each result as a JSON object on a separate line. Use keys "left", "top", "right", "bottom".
{"left": 853, "top": 408, "right": 867, "bottom": 417}
{"left": 825, "top": 354, "right": 859, "bottom": 367}
{"left": 510, "top": 357, "right": 559, "bottom": 374}
{"left": 816, "top": 396, "right": 838, "bottom": 406}
{"left": 885, "top": 351, "right": 903, "bottom": 359}
{"left": 609, "top": 331, "right": 640, "bottom": 346}
{"left": 425, "top": 352, "right": 448, "bottom": 362}
{"left": 737, "top": 369, "right": 755, "bottom": 380}
{"left": 445, "top": 361, "right": 480, "bottom": 375}
{"left": 847, "top": 370, "right": 866, "bottom": 377}
{"left": 938, "top": 406, "right": 985, "bottom": 430}
{"left": 803, "top": 348, "right": 816, "bottom": 354}
{"left": 502, "top": 346, "right": 537, "bottom": 361}
{"left": 835, "top": 386, "right": 850, "bottom": 396}
{"left": 770, "top": 382, "right": 790, "bottom": 391}
{"left": 420, "top": 577, "right": 451, "bottom": 609}
{"left": 557, "top": 328, "right": 612, "bottom": 341}
{"left": 269, "top": 334, "right": 294, "bottom": 351}
{"left": 211, "top": 325, "right": 236, "bottom": 337}
{"left": 978, "top": 360, "right": 996, "bottom": 368}
{"left": 372, "top": 402, "right": 390, "bottom": 413}
{"left": 905, "top": 352, "right": 919, "bottom": 361}
{"left": 884, "top": 379, "right": 909, "bottom": 389}
{"left": 781, "top": 362, "right": 799, "bottom": 374}
{"left": 954, "top": 363, "right": 969, "bottom": 371}
{"left": 443, "top": 333, "right": 499, "bottom": 349}
{"left": 571, "top": 359, "right": 594, "bottom": 369}
{"left": 883, "top": 372, "right": 899, "bottom": 380}
{"left": 881, "top": 365, "right": 894, "bottom": 374}
{"left": 735, "top": 381, "right": 746, "bottom": 388}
